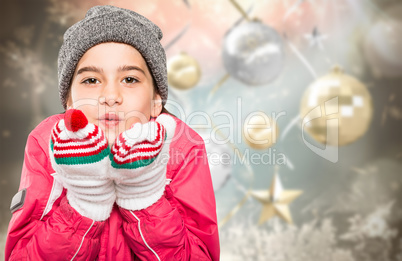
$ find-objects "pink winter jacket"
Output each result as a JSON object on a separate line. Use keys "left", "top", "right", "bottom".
{"left": 5, "top": 113, "right": 220, "bottom": 260}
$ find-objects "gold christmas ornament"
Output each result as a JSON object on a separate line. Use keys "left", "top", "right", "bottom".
{"left": 167, "top": 52, "right": 201, "bottom": 90}
{"left": 243, "top": 111, "right": 279, "bottom": 150}
{"left": 251, "top": 173, "right": 303, "bottom": 225}
{"left": 300, "top": 66, "right": 373, "bottom": 146}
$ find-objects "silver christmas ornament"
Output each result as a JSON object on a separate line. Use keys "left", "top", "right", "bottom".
{"left": 222, "top": 21, "right": 285, "bottom": 85}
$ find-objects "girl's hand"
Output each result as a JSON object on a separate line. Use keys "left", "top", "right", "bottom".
{"left": 109, "top": 113, "right": 175, "bottom": 211}
{"left": 49, "top": 109, "right": 115, "bottom": 221}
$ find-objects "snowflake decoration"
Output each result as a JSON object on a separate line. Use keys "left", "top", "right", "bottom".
{"left": 304, "top": 27, "right": 328, "bottom": 50}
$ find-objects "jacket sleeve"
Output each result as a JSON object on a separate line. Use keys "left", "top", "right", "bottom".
{"left": 118, "top": 138, "right": 220, "bottom": 261}
{"left": 5, "top": 134, "right": 105, "bottom": 261}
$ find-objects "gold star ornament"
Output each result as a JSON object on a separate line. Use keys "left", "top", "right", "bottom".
{"left": 251, "top": 173, "right": 303, "bottom": 225}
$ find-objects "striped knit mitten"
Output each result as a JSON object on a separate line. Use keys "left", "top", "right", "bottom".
{"left": 49, "top": 109, "right": 115, "bottom": 221}
{"left": 109, "top": 113, "right": 176, "bottom": 211}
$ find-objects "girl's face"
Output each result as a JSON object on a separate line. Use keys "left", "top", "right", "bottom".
{"left": 66, "top": 42, "right": 162, "bottom": 145}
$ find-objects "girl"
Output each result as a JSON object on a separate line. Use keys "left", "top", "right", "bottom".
{"left": 5, "top": 5, "right": 220, "bottom": 260}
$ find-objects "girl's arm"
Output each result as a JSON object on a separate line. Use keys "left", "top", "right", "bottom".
{"left": 118, "top": 134, "right": 220, "bottom": 261}
{"left": 5, "top": 130, "right": 105, "bottom": 260}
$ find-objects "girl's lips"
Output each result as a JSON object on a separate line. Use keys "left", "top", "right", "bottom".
{"left": 99, "top": 119, "right": 121, "bottom": 128}
{"left": 99, "top": 113, "right": 122, "bottom": 128}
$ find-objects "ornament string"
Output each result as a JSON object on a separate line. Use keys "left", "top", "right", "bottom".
{"left": 207, "top": 74, "right": 230, "bottom": 102}
{"left": 232, "top": 4, "right": 255, "bottom": 29}
{"left": 283, "top": 0, "right": 303, "bottom": 21}
{"left": 280, "top": 115, "right": 300, "bottom": 141}
{"left": 164, "top": 23, "right": 190, "bottom": 51}
{"left": 219, "top": 192, "right": 251, "bottom": 229}
{"left": 228, "top": 0, "right": 251, "bottom": 21}
{"left": 286, "top": 39, "right": 318, "bottom": 79}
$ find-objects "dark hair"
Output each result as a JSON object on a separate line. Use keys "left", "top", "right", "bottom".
{"left": 151, "top": 75, "right": 175, "bottom": 118}
{"left": 154, "top": 90, "right": 175, "bottom": 117}
{"left": 161, "top": 106, "right": 174, "bottom": 116}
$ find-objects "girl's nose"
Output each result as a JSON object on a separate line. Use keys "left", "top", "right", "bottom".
{"left": 99, "top": 83, "right": 122, "bottom": 107}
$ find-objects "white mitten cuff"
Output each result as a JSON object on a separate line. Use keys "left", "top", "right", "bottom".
{"left": 55, "top": 175, "right": 116, "bottom": 221}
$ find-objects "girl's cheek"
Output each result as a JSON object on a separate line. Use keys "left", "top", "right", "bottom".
{"left": 119, "top": 120, "right": 129, "bottom": 135}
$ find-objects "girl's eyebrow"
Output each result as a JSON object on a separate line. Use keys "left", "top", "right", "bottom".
{"left": 76, "top": 66, "right": 103, "bottom": 76}
{"left": 118, "top": 65, "right": 145, "bottom": 76}
{"left": 75, "top": 65, "right": 145, "bottom": 76}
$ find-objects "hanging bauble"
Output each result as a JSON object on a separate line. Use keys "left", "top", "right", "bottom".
{"left": 167, "top": 52, "right": 202, "bottom": 90}
{"left": 300, "top": 66, "right": 373, "bottom": 146}
{"left": 363, "top": 4, "right": 402, "bottom": 78}
{"left": 222, "top": 21, "right": 285, "bottom": 85}
{"left": 243, "top": 111, "right": 279, "bottom": 150}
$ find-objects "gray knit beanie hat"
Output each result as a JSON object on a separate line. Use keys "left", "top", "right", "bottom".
{"left": 58, "top": 5, "right": 168, "bottom": 110}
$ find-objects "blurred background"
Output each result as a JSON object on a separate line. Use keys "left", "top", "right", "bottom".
{"left": 1, "top": 0, "right": 401, "bottom": 260}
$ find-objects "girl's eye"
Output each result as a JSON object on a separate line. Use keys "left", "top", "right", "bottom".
{"left": 82, "top": 78, "right": 100, "bottom": 84}
{"left": 123, "top": 77, "right": 138, "bottom": 84}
